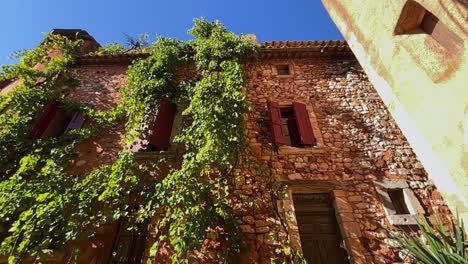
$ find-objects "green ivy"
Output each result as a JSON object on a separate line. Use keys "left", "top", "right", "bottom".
{"left": 149, "top": 19, "right": 256, "bottom": 262}
{"left": 0, "top": 19, "right": 304, "bottom": 264}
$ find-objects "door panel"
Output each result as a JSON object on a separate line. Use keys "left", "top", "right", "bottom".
{"left": 293, "top": 193, "right": 349, "bottom": 264}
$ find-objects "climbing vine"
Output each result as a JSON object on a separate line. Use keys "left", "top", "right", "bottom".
{"left": 149, "top": 20, "right": 255, "bottom": 262}
{"left": 0, "top": 19, "right": 303, "bottom": 264}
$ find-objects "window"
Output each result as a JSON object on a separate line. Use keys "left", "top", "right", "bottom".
{"left": 387, "top": 189, "right": 411, "bottom": 215}
{"left": 130, "top": 97, "right": 178, "bottom": 152}
{"left": 268, "top": 101, "right": 316, "bottom": 147}
{"left": 374, "top": 179, "right": 425, "bottom": 225}
{"left": 276, "top": 64, "right": 291, "bottom": 75}
{"left": 394, "top": 1, "right": 462, "bottom": 54}
{"left": 28, "top": 100, "right": 86, "bottom": 139}
{"left": 280, "top": 106, "right": 301, "bottom": 147}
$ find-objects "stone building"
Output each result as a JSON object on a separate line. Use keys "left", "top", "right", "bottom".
{"left": 322, "top": 0, "right": 468, "bottom": 226}
{"left": 0, "top": 30, "right": 453, "bottom": 263}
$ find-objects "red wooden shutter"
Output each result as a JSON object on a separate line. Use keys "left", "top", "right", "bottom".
{"left": 268, "top": 101, "right": 287, "bottom": 145}
{"left": 64, "top": 112, "right": 85, "bottom": 133}
{"left": 27, "top": 100, "right": 60, "bottom": 139}
{"left": 293, "top": 102, "right": 316, "bottom": 146}
{"left": 147, "top": 98, "right": 177, "bottom": 151}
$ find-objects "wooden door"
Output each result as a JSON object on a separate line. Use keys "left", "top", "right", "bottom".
{"left": 107, "top": 218, "right": 148, "bottom": 264}
{"left": 293, "top": 193, "right": 349, "bottom": 264}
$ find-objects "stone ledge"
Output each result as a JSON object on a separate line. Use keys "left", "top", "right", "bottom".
{"left": 278, "top": 145, "right": 331, "bottom": 155}
{"left": 133, "top": 151, "right": 175, "bottom": 160}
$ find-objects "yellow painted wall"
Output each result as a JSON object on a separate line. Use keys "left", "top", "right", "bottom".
{"left": 322, "top": 0, "right": 468, "bottom": 224}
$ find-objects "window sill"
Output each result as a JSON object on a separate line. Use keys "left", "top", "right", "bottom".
{"left": 275, "top": 74, "right": 294, "bottom": 78}
{"left": 133, "top": 151, "right": 175, "bottom": 160}
{"left": 395, "top": 33, "right": 462, "bottom": 82}
{"left": 388, "top": 214, "right": 420, "bottom": 226}
{"left": 278, "top": 145, "right": 329, "bottom": 155}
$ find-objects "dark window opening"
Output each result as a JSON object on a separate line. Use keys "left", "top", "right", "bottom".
{"left": 130, "top": 97, "right": 177, "bottom": 152}
{"left": 420, "top": 11, "right": 463, "bottom": 54}
{"left": 388, "top": 189, "right": 411, "bottom": 215}
{"left": 395, "top": 1, "right": 463, "bottom": 54}
{"left": 28, "top": 100, "right": 86, "bottom": 139}
{"left": 41, "top": 108, "right": 75, "bottom": 138}
{"left": 280, "top": 107, "right": 304, "bottom": 147}
{"left": 276, "top": 64, "right": 291, "bottom": 75}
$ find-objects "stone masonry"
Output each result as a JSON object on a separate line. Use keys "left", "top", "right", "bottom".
{"left": 241, "top": 43, "right": 451, "bottom": 263}
{"left": 3, "top": 37, "right": 452, "bottom": 264}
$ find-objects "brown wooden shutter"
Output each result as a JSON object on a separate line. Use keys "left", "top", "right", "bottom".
{"left": 268, "top": 101, "right": 287, "bottom": 145}
{"left": 27, "top": 100, "right": 60, "bottom": 139}
{"left": 293, "top": 102, "right": 316, "bottom": 146}
{"left": 147, "top": 97, "right": 177, "bottom": 151}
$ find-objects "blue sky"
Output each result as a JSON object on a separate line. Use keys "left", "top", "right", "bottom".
{"left": 0, "top": 0, "right": 342, "bottom": 65}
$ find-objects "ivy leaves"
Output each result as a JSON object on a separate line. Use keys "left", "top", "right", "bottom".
{"left": 122, "top": 37, "right": 185, "bottom": 147}
{"left": 149, "top": 18, "right": 257, "bottom": 263}
{"left": 0, "top": 19, "right": 258, "bottom": 264}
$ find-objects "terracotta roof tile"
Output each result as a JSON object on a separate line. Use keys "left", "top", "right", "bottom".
{"left": 77, "top": 40, "right": 351, "bottom": 64}
{"left": 261, "top": 40, "right": 349, "bottom": 51}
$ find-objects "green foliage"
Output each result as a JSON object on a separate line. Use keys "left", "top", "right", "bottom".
{"left": 390, "top": 216, "right": 468, "bottom": 264}
{"left": 93, "top": 33, "right": 151, "bottom": 56}
{"left": 0, "top": 18, "right": 301, "bottom": 264}
{"left": 93, "top": 42, "right": 126, "bottom": 55}
{"left": 0, "top": 33, "right": 130, "bottom": 263}
{"left": 0, "top": 34, "right": 98, "bottom": 262}
{"left": 125, "top": 33, "right": 150, "bottom": 50}
{"left": 0, "top": 34, "right": 82, "bottom": 179}
{"left": 121, "top": 37, "right": 185, "bottom": 146}
{"left": 149, "top": 19, "right": 256, "bottom": 262}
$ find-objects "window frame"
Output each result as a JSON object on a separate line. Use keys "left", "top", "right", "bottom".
{"left": 276, "top": 184, "right": 369, "bottom": 263}
{"left": 393, "top": 0, "right": 464, "bottom": 82}
{"left": 374, "top": 179, "right": 425, "bottom": 225}
{"left": 130, "top": 98, "right": 182, "bottom": 154}
{"left": 28, "top": 100, "right": 86, "bottom": 139}
{"left": 272, "top": 63, "right": 295, "bottom": 77}
{"left": 268, "top": 100, "right": 319, "bottom": 149}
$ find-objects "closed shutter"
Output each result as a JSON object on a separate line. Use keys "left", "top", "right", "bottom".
{"left": 268, "top": 101, "right": 287, "bottom": 145}
{"left": 28, "top": 100, "right": 60, "bottom": 139}
{"left": 147, "top": 97, "right": 177, "bottom": 151}
{"left": 293, "top": 102, "right": 316, "bottom": 146}
{"left": 64, "top": 112, "right": 85, "bottom": 133}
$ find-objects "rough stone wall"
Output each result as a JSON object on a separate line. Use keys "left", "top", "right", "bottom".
{"left": 65, "top": 65, "right": 127, "bottom": 174}
{"left": 243, "top": 55, "right": 451, "bottom": 263}
{"left": 57, "top": 55, "right": 451, "bottom": 264}
{"left": 321, "top": 0, "right": 468, "bottom": 227}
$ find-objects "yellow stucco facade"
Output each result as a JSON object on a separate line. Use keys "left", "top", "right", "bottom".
{"left": 322, "top": 0, "right": 468, "bottom": 224}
